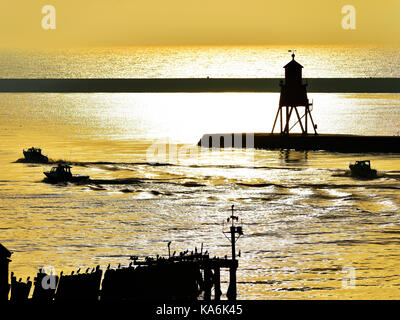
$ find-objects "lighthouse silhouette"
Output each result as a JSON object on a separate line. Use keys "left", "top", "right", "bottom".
{"left": 271, "top": 51, "right": 318, "bottom": 135}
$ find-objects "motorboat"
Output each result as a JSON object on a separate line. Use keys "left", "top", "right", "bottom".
{"left": 349, "top": 160, "right": 377, "bottom": 178}
{"left": 44, "top": 164, "right": 89, "bottom": 183}
{"left": 23, "top": 147, "right": 48, "bottom": 163}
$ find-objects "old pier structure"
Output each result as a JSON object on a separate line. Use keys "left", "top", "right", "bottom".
{"left": 1, "top": 208, "right": 243, "bottom": 302}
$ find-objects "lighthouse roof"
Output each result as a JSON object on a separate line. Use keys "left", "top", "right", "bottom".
{"left": 284, "top": 54, "right": 303, "bottom": 69}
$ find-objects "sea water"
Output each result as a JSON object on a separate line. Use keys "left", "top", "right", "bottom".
{"left": 0, "top": 46, "right": 399, "bottom": 299}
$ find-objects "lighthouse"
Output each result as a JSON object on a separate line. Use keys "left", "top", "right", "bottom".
{"left": 271, "top": 51, "right": 317, "bottom": 135}
{"left": 198, "top": 52, "right": 400, "bottom": 153}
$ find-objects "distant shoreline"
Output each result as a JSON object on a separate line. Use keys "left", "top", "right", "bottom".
{"left": 0, "top": 78, "right": 399, "bottom": 93}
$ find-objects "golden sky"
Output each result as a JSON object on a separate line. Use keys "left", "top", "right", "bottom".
{"left": 0, "top": 0, "right": 399, "bottom": 48}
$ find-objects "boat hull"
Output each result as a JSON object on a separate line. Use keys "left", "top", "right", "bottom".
{"left": 44, "top": 172, "right": 89, "bottom": 183}
{"left": 349, "top": 166, "right": 377, "bottom": 178}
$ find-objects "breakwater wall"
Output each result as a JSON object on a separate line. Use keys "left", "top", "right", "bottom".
{"left": 0, "top": 78, "right": 399, "bottom": 93}
{"left": 198, "top": 133, "right": 400, "bottom": 153}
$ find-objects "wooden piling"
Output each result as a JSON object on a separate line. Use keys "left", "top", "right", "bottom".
{"left": 214, "top": 267, "right": 221, "bottom": 301}
{"left": 0, "top": 244, "right": 12, "bottom": 302}
{"left": 203, "top": 267, "right": 213, "bottom": 301}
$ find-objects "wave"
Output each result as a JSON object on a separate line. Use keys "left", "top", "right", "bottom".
{"left": 16, "top": 158, "right": 400, "bottom": 189}
{"left": 88, "top": 178, "right": 142, "bottom": 185}
{"left": 237, "top": 182, "right": 288, "bottom": 188}
{"left": 22, "top": 158, "right": 310, "bottom": 172}
{"left": 15, "top": 158, "right": 175, "bottom": 167}
{"left": 275, "top": 287, "right": 336, "bottom": 292}
{"left": 60, "top": 161, "right": 174, "bottom": 168}
{"left": 237, "top": 181, "right": 400, "bottom": 191}
{"left": 40, "top": 174, "right": 399, "bottom": 194}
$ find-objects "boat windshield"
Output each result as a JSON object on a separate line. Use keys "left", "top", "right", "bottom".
{"left": 353, "top": 161, "right": 371, "bottom": 168}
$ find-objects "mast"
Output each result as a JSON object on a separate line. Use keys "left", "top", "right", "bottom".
{"left": 223, "top": 205, "right": 243, "bottom": 300}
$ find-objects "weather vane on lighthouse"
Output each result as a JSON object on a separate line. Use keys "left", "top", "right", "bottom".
{"left": 288, "top": 49, "right": 296, "bottom": 59}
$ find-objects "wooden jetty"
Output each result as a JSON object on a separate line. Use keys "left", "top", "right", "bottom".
{"left": 1, "top": 207, "right": 243, "bottom": 302}
{"left": 198, "top": 52, "right": 400, "bottom": 154}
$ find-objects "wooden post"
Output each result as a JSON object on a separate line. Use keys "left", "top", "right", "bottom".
{"left": 308, "top": 110, "right": 318, "bottom": 135}
{"left": 203, "top": 267, "right": 212, "bottom": 301}
{"left": 294, "top": 107, "right": 305, "bottom": 134}
{"left": 271, "top": 108, "right": 280, "bottom": 134}
{"left": 0, "top": 259, "right": 10, "bottom": 301}
{"left": 285, "top": 106, "right": 289, "bottom": 133}
{"left": 227, "top": 224, "right": 238, "bottom": 301}
{"left": 214, "top": 267, "right": 221, "bottom": 301}
{"left": 305, "top": 106, "right": 308, "bottom": 133}
{"left": 284, "top": 107, "right": 294, "bottom": 134}
{"left": 0, "top": 244, "right": 12, "bottom": 301}
{"left": 227, "top": 265, "right": 237, "bottom": 301}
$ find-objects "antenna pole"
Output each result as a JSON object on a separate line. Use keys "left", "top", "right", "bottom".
{"left": 224, "top": 205, "right": 243, "bottom": 301}
{"left": 230, "top": 205, "right": 236, "bottom": 261}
